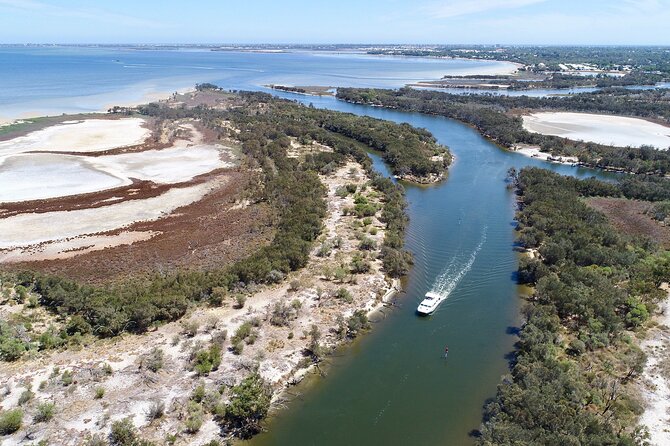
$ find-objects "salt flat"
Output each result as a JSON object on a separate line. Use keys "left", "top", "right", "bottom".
{"left": 93, "top": 142, "right": 229, "bottom": 184}
{"left": 522, "top": 112, "right": 670, "bottom": 149}
{"left": 0, "top": 153, "right": 127, "bottom": 202}
{"left": 0, "top": 181, "right": 218, "bottom": 249}
{"left": 0, "top": 121, "right": 231, "bottom": 202}
{"left": 0, "top": 118, "right": 150, "bottom": 156}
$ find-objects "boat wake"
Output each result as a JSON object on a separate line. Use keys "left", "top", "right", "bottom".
{"left": 428, "top": 226, "right": 487, "bottom": 302}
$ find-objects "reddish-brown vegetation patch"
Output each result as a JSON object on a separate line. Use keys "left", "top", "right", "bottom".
{"left": 6, "top": 170, "right": 274, "bottom": 283}
{"left": 587, "top": 197, "right": 670, "bottom": 248}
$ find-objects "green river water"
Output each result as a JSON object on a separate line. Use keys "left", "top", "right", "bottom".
{"left": 247, "top": 95, "right": 619, "bottom": 446}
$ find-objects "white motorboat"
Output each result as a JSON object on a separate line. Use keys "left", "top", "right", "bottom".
{"left": 417, "top": 291, "right": 446, "bottom": 315}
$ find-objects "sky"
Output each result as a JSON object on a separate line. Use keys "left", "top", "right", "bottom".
{"left": 0, "top": 0, "right": 669, "bottom": 45}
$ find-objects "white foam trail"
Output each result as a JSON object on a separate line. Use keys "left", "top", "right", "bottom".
{"left": 430, "top": 226, "right": 487, "bottom": 300}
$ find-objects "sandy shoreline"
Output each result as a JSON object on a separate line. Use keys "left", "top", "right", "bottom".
{"left": 522, "top": 112, "right": 670, "bottom": 149}
{"left": 509, "top": 144, "right": 579, "bottom": 165}
{"left": 0, "top": 86, "right": 196, "bottom": 126}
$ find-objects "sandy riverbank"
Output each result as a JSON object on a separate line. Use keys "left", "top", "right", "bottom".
{"left": 510, "top": 145, "right": 578, "bottom": 165}
{"left": 522, "top": 112, "right": 670, "bottom": 149}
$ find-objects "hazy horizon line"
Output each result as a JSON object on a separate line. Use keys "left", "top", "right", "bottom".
{"left": 2, "top": 42, "right": 670, "bottom": 47}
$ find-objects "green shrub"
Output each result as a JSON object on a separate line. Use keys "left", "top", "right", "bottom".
{"left": 60, "top": 370, "right": 73, "bottom": 386}
{"left": 317, "top": 241, "right": 332, "bottom": 257}
{"left": 350, "top": 255, "right": 371, "bottom": 274}
{"left": 85, "top": 433, "right": 108, "bottom": 446}
{"left": 269, "top": 301, "right": 299, "bottom": 327}
{"left": 0, "top": 409, "right": 23, "bottom": 435}
{"left": 193, "top": 344, "right": 222, "bottom": 376}
{"left": 346, "top": 310, "right": 370, "bottom": 338}
{"left": 141, "top": 348, "right": 164, "bottom": 373}
{"left": 221, "top": 373, "right": 271, "bottom": 438}
{"left": 18, "top": 390, "right": 33, "bottom": 406}
{"left": 336, "top": 288, "right": 353, "bottom": 303}
{"left": 358, "top": 237, "right": 376, "bottom": 251}
{"left": 182, "top": 320, "right": 199, "bottom": 338}
{"left": 102, "top": 362, "right": 113, "bottom": 375}
{"left": 33, "top": 402, "right": 55, "bottom": 423}
{"left": 65, "top": 315, "right": 92, "bottom": 336}
{"left": 109, "top": 417, "right": 138, "bottom": 446}
{"left": 335, "top": 186, "right": 349, "bottom": 198}
{"left": 231, "top": 341, "right": 244, "bottom": 355}
{"left": 184, "top": 402, "right": 203, "bottom": 434}
{"left": 0, "top": 336, "right": 27, "bottom": 361}
{"left": 234, "top": 294, "right": 247, "bottom": 309}
{"left": 231, "top": 322, "right": 252, "bottom": 345}
{"left": 209, "top": 286, "right": 228, "bottom": 306}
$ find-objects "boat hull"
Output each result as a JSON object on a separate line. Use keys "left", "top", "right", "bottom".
{"left": 417, "top": 292, "right": 446, "bottom": 314}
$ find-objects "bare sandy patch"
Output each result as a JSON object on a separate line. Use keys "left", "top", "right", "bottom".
{"left": 0, "top": 231, "right": 158, "bottom": 263}
{"left": 522, "top": 112, "right": 670, "bottom": 149}
{"left": 639, "top": 286, "right": 670, "bottom": 445}
{"left": 0, "top": 118, "right": 150, "bottom": 156}
{"left": 511, "top": 144, "right": 578, "bottom": 164}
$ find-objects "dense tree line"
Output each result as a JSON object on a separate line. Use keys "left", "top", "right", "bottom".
{"left": 439, "top": 72, "right": 667, "bottom": 91}
{"left": 510, "top": 72, "right": 667, "bottom": 90}
{"left": 479, "top": 168, "right": 670, "bottom": 445}
{"left": 337, "top": 87, "right": 670, "bottom": 173}
{"left": 2, "top": 90, "right": 434, "bottom": 354}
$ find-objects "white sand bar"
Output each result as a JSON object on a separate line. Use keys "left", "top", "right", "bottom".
{"left": 0, "top": 181, "right": 218, "bottom": 249}
{"left": 522, "top": 112, "right": 670, "bottom": 149}
{"left": 0, "top": 118, "right": 150, "bottom": 156}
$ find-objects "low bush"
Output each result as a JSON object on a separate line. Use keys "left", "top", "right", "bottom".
{"left": 0, "top": 409, "right": 23, "bottom": 435}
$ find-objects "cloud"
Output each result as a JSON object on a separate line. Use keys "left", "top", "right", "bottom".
{"left": 425, "top": 0, "right": 548, "bottom": 19}
{"left": 468, "top": 7, "right": 670, "bottom": 45}
{"left": 615, "top": 0, "right": 668, "bottom": 14}
{"left": 0, "top": 0, "right": 167, "bottom": 28}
